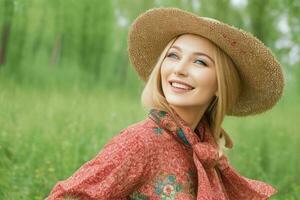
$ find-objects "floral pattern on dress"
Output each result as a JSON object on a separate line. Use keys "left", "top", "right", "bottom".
{"left": 149, "top": 109, "right": 190, "bottom": 146}
{"left": 186, "top": 168, "right": 197, "bottom": 196}
{"left": 149, "top": 109, "right": 177, "bottom": 132}
{"left": 176, "top": 128, "right": 190, "bottom": 146}
{"left": 45, "top": 108, "right": 278, "bottom": 200}
{"left": 153, "top": 172, "right": 183, "bottom": 200}
{"left": 129, "top": 191, "right": 149, "bottom": 200}
{"left": 153, "top": 127, "right": 164, "bottom": 135}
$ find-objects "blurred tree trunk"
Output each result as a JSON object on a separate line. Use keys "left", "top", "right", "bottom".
{"left": 74, "top": 0, "right": 115, "bottom": 80}
{"left": 246, "top": 0, "right": 281, "bottom": 48}
{"left": 112, "top": 0, "right": 156, "bottom": 85}
{"left": 3, "top": 0, "right": 28, "bottom": 73}
{"left": 0, "top": 0, "right": 14, "bottom": 66}
{"left": 0, "top": 23, "right": 10, "bottom": 65}
{"left": 248, "top": 0, "right": 268, "bottom": 41}
{"left": 287, "top": 0, "right": 300, "bottom": 46}
{"left": 200, "top": 0, "right": 231, "bottom": 20}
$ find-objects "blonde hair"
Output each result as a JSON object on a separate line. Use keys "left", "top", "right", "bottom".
{"left": 141, "top": 34, "right": 241, "bottom": 150}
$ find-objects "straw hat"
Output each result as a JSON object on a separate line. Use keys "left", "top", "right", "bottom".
{"left": 127, "top": 7, "right": 285, "bottom": 116}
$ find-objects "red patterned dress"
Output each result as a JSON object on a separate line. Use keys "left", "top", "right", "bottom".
{"left": 45, "top": 108, "right": 277, "bottom": 200}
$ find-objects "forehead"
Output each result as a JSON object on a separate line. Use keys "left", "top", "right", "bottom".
{"left": 171, "top": 34, "right": 217, "bottom": 55}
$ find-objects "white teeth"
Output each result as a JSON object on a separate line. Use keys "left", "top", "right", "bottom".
{"left": 171, "top": 82, "right": 193, "bottom": 90}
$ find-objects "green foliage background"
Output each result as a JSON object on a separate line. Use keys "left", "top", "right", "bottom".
{"left": 0, "top": 0, "right": 299, "bottom": 199}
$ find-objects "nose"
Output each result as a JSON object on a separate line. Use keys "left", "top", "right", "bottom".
{"left": 173, "top": 59, "right": 189, "bottom": 76}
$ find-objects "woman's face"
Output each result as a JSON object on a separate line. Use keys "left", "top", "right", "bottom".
{"left": 161, "top": 34, "right": 218, "bottom": 110}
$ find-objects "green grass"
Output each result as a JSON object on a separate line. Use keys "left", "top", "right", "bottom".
{"left": 0, "top": 78, "right": 299, "bottom": 199}
{"left": 223, "top": 85, "right": 300, "bottom": 199}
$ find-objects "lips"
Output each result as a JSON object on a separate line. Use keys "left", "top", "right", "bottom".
{"left": 168, "top": 79, "right": 194, "bottom": 90}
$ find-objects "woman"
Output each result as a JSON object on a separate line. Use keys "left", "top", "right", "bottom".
{"left": 46, "top": 7, "right": 284, "bottom": 200}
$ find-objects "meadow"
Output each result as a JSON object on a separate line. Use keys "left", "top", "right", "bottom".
{"left": 0, "top": 74, "right": 299, "bottom": 200}
{"left": 1, "top": 0, "right": 300, "bottom": 199}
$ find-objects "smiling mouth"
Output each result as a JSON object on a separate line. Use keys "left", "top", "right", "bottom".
{"left": 169, "top": 82, "right": 194, "bottom": 90}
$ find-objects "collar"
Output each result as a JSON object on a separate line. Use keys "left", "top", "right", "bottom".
{"left": 148, "top": 108, "right": 207, "bottom": 146}
{"left": 148, "top": 108, "right": 277, "bottom": 200}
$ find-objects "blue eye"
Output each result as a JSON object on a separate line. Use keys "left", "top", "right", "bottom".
{"left": 167, "top": 52, "right": 178, "bottom": 59}
{"left": 195, "top": 59, "right": 207, "bottom": 66}
{"left": 167, "top": 52, "right": 208, "bottom": 66}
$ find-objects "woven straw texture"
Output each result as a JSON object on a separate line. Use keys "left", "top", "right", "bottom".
{"left": 127, "top": 7, "right": 285, "bottom": 116}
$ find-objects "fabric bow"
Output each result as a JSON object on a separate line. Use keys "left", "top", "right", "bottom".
{"left": 148, "top": 108, "right": 277, "bottom": 200}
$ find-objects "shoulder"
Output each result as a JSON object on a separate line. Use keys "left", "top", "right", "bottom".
{"left": 102, "top": 117, "right": 161, "bottom": 152}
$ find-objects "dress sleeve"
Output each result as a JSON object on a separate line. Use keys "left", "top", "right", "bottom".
{"left": 45, "top": 129, "right": 153, "bottom": 200}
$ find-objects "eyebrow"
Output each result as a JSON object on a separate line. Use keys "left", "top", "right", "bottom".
{"left": 170, "top": 45, "right": 215, "bottom": 64}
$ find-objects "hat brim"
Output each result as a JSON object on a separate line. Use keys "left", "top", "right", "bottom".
{"left": 127, "top": 7, "right": 285, "bottom": 116}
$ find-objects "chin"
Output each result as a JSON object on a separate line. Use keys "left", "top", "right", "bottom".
{"left": 166, "top": 96, "right": 207, "bottom": 108}
{"left": 166, "top": 98, "right": 192, "bottom": 107}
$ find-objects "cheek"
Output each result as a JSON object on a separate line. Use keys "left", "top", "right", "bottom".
{"left": 160, "top": 64, "right": 169, "bottom": 89}
{"left": 161, "top": 61, "right": 171, "bottom": 73}
{"left": 194, "top": 70, "right": 217, "bottom": 90}
{"left": 160, "top": 62, "right": 171, "bottom": 81}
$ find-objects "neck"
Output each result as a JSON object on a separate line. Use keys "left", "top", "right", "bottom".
{"left": 170, "top": 105, "right": 207, "bottom": 131}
